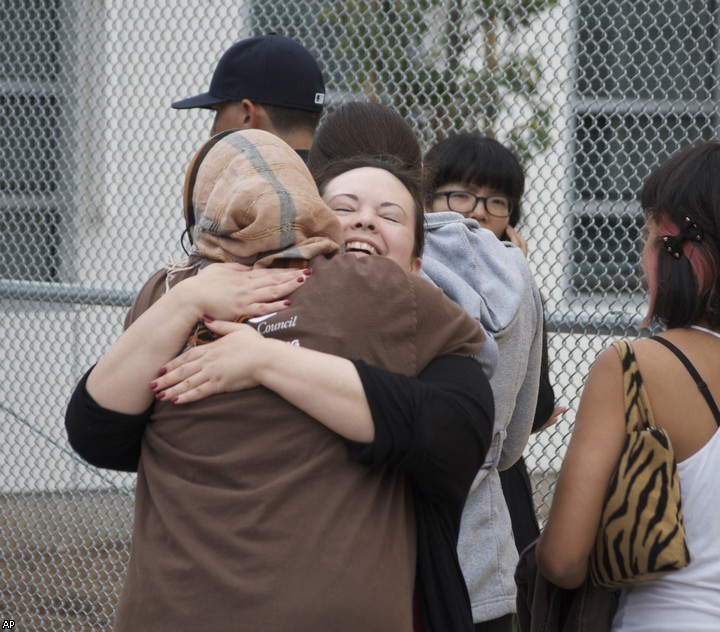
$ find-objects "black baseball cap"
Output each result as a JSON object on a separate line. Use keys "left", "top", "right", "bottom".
{"left": 171, "top": 33, "right": 326, "bottom": 112}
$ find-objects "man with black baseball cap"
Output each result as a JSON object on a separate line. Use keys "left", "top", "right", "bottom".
{"left": 172, "top": 33, "right": 326, "bottom": 159}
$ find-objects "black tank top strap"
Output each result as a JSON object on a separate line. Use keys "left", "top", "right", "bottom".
{"left": 650, "top": 335, "right": 720, "bottom": 427}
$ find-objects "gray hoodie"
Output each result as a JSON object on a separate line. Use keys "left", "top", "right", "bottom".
{"left": 421, "top": 212, "right": 543, "bottom": 623}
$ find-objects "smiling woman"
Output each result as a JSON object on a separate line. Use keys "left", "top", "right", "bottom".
{"left": 320, "top": 165, "right": 422, "bottom": 273}
{"left": 314, "top": 155, "right": 426, "bottom": 271}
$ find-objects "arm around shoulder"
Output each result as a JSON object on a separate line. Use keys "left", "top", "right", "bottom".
{"left": 86, "top": 269, "right": 204, "bottom": 414}
{"left": 347, "top": 355, "right": 494, "bottom": 507}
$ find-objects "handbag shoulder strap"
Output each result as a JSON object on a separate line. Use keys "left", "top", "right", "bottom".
{"left": 650, "top": 335, "right": 720, "bottom": 427}
{"left": 611, "top": 340, "right": 657, "bottom": 432}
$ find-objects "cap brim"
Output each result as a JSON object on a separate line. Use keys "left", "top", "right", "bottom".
{"left": 171, "top": 92, "right": 226, "bottom": 110}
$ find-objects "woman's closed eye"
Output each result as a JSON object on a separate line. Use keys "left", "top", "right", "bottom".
{"left": 378, "top": 204, "right": 407, "bottom": 224}
{"left": 381, "top": 212, "right": 401, "bottom": 224}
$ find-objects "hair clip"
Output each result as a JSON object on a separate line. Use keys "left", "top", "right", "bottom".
{"left": 684, "top": 217, "right": 704, "bottom": 242}
{"left": 661, "top": 216, "right": 704, "bottom": 260}
{"left": 662, "top": 235, "right": 682, "bottom": 259}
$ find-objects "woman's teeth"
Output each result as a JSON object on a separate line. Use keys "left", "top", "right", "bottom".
{"left": 346, "top": 241, "right": 378, "bottom": 255}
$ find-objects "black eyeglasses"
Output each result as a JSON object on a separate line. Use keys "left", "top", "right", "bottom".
{"left": 434, "top": 191, "right": 515, "bottom": 218}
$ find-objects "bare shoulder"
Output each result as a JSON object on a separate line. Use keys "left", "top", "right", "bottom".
{"left": 585, "top": 343, "right": 624, "bottom": 385}
{"left": 572, "top": 344, "right": 625, "bottom": 437}
{"left": 628, "top": 331, "right": 720, "bottom": 459}
{"left": 630, "top": 331, "right": 707, "bottom": 378}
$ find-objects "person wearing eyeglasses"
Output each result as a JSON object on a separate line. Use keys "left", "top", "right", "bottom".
{"left": 426, "top": 135, "right": 527, "bottom": 255}
{"left": 422, "top": 132, "right": 555, "bottom": 632}
{"left": 431, "top": 190, "right": 527, "bottom": 253}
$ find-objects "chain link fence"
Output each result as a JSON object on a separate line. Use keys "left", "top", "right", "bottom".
{"left": 1, "top": 0, "right": 716, "bottom": 629}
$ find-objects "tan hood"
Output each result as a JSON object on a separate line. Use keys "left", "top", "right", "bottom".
{"left": 186, "top": 129, "right": 342, "bottom": 267}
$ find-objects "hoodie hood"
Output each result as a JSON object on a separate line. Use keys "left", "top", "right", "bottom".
{"left": 186, "top": 129, "right": 342, "bottom": 268}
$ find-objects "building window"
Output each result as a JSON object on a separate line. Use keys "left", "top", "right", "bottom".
{"left": 569, "top": 0, "right": 719, "bottom": 292}
{"left": 0, "top": 0, "right": 68, "bottom": 282}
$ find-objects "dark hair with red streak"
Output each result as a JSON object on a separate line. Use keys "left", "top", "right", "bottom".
{"left": 641, "top": 141, "right": 720, "bottom": 328}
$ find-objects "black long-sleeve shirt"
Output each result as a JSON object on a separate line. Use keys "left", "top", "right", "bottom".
{"left": 348, "top": 355, "right": 493, "bottom": 632}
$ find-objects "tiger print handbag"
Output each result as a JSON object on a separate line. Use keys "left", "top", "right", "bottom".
{"left": 589, "top": 340, "right": 691, "bottom": 590}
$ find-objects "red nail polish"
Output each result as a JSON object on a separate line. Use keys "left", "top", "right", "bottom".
{"left": 296, "top": 276, "right": 305, "bottom": 283}
{"left": 155, "top": 392, "right": 165, "bottom": 400}
{"left": 158, "top": 368, "right": 167, "bottom": 377}
{"left": 149, "top": 381, "right": 158, "bottom": 390}
{"left": 171, "top": 396, "right": 179, "bottom": 403}
{"left": 283, "top": 299, "right": 292, "bottom": 306}
{"left": 302, "top": 268, "right": 312, "bottom": 276}
{"left": 203, "top": 314, "right": 214, "bottom": 323}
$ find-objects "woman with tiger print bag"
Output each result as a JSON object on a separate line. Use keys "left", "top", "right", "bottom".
{"left": 536, "top": 141, "right": 720, "bottom": 631}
